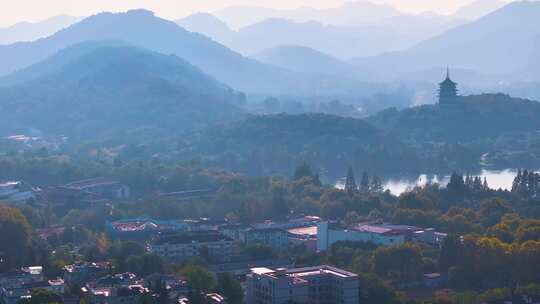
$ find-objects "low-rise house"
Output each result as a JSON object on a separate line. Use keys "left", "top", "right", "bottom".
{"left": 91, "top": 273, "right": 138, "bottom": 289}
{"left": 82, "top": 272, "right": 145, "bottom": 304}
{"left": 144, "top": 273, "right": 190, "bottom": 301}
{"left": 423, "top": 273, "right": 444, "bottom": 288}
{"left": 0, "top": 267, "right": 64, "bottom": 304}
{"left": 246, "top": 265, "right": 359, "bottom": 304}
{"left": 0, "top": 181, "right": 36, "bottom": 203}
{"left": 63, "top": 262, "right": 111, "bottom": 286}
{"left": 149, "top": 231, "right": 237, "bottom": 263}
{"left": 413, "top": 228, "right": 448, "bottom": 247}
{"left": 220, "top": 225, "right": 288, "bottom": 250}
{"left": 179, "top": 293, "right": 227, "bottom": 304}
{"left": 0, "top": 266, "right": 44, "bottom": 289}
{"left": 83, "top": 284, "right": 147, "bottom": 304}
{"left": 106, "top": 218, "right": 187, "bottom": 241}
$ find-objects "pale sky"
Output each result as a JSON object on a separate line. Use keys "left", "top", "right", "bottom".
{"left": 0, "top": 0, "right": 509, "bottom": 27}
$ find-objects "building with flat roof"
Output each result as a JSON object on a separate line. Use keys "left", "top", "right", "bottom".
{"left": 220, "top": 225, "right": 289, "bottom": 250}
{"left": 317, "top": 222, "right": 413, "bottom": 251}
{"left": 106, "top": 218, "right": 187, "bottom": 241}
{"left": 317, "top": 221, "right": 447, "bottom": 251}
{"left": 149, "top": 231, "right": 237, "bottom": 262}
{"left": 246, "top": 265, "right": 359, "bottom": 304}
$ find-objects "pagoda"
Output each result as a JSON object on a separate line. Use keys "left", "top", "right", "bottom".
{"left": 438, "top": 68, "right": 458, "bottom": 104}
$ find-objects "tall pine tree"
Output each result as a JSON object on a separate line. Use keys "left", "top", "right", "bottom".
{"left": 344, "top": 167, "right": 358, "bottom": 194}
{"left": 360, "top": 171, "right": 370, "bottom": 193}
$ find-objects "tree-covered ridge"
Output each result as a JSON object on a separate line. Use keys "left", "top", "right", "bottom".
{"left": 0, "top": 44, "right": 245, "bottom": 141}
{"left": 368, "top": 93, "right": 540, "bottom": 169}
{"left": 179, "top": 113, "right": 424, "bottom": 176}
{"left": 369, "top": 93, "right": 540, "bottom": 143}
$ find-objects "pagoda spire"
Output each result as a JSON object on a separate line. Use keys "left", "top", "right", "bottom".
{"left": 438, "top": 66, "right": 458, "bottom": 104}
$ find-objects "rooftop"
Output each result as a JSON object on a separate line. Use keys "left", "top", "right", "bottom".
{"left": 288, "top": 226, "right": 317, "bottom": 236}
{"left": 250, "top": 265, "right": 357, "bottom": 280}
{"left": 350, "top": 223, "right": 422, "bottom": 235}
{"left": 109, "top": 218, "right": 185, "bottom": 233}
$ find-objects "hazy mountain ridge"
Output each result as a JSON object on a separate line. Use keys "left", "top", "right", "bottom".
{"left": 213, "top": 1, "right": 402, "bottom": 29}
{"left": 0, "top": 15, "right": 81, "bottom": 45}
{"left": 253, "top": 46, "right": 359, "bottom": 76}
{"left": 0, "top": 9, "right": 383, "bottom": 98}
{"left": 350, "top": 1, "right": 540, "bottom": 79}
{"left": 177, "top": 12, "right": 464, "bottom": 59}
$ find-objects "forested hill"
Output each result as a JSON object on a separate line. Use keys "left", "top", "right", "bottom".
{"left": 0, "top": 44, "right": 245, "bottom": 141}
{"left": 368, "top": 94, "right": 540, "bottom": 144}
{"left": 179, "top": 113, "right": 445, "bottom": 176}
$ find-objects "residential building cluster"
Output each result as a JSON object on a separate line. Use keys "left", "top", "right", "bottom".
{"left": 0, "top": 263, "right": 227, "bottom": 304}
{"left": 0, "top": 266, "right": 64, "bottom": 304}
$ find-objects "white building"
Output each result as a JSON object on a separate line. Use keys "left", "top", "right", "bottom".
{"left": 246, "top": 265, "right": 359, "bottom": 304}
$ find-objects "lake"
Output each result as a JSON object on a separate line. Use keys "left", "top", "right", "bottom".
{"left": 335, "top": 169, "right": 518, "bottom": 195}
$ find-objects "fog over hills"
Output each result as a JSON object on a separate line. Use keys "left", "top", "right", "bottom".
{"left": 0, "top": 9, "right": 376, "bottom": 97}
{"left": 177, "top": 11, "right": 465, "bottom": 59}
{"left": 0, "top": 43, "right": 245, "bottom": 140}
{"left": 213, "top": 1, "right": 402, "bottom": 29}
{"left": 253, "top": 46, "right": 359, "bottom": 76}
{"left": 351, "top": 1, "right": 540, "bottom": 80}
{"left": 453, "top": 0, "right": 508, "bottom": 20}
{"left": 0, "top": 15, "right": 81, "bottom": 45}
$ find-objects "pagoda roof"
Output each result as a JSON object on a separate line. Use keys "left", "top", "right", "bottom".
{"left": 439, "top": 76, "right": 457, "bottom": 86}
{"left": 439, "top": 67, "right": 457, "bottom": 85}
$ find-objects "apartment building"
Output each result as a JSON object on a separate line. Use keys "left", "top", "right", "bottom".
{"left": 246, "top": 265, "right": 359, "bottom": 304}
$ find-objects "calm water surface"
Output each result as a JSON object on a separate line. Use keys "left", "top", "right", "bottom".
{"left": 335, "top": 169, "right": 518, "bottom": 195}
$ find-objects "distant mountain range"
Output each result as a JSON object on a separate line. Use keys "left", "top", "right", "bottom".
{"left": 0, "top": 43, "right": 244, "bottom": 140}
{"left": 213, "top": 1, "right": 402, "bottom": 29}
{"left": 453, "top": 0, "right": 508, "bottom": 20}
{"left": 177, "top": 12, "right": 464, "bottom": 59}
{"left": 350, "top": 1, "right": 540, "bottom": 80}
{"left": 0, "top": 9, "right": 376, "bottom": 97}
{"left": 0, "top": 15, "right": 81, "bottom": 45}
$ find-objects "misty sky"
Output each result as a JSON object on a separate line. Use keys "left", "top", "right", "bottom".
{"left": 1, "top": 0, "right": 513, "bottom": 27}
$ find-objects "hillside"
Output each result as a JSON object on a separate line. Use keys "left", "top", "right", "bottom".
{"left": 178, "top": 113, "right": 433, "bottom": 176}
{"left": 0, "top": 44, "right": 244, "bottom": 141}
{"left": 369, "top": 94, "right": 540, "bottom": 143}
{"left": 368, "top": 94, "right": 540, "bottom": 168}
{"left": 176, "top": 12, "right": 234, "bottom": 45}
